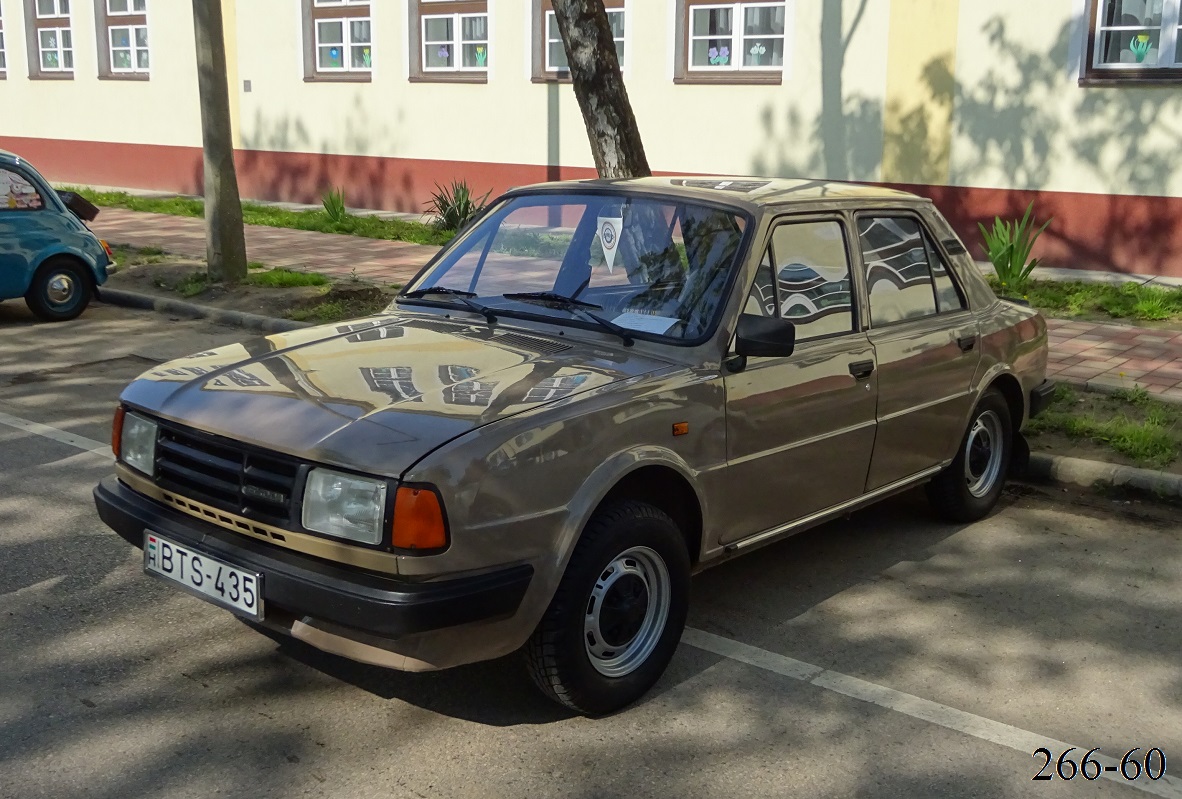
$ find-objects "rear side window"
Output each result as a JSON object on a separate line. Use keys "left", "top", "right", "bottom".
{"left": 857, "top": 216, "right": 938, "bottom": 326}
{"left": 770, "top": 220, "right": 855, "bottom": 341}
{"left": 0, "top": 167, "right": 44, "bottom": 211}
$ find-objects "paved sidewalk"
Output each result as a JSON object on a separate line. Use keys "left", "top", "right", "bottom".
{"left": 92, "top": 208, "right": 1182, "bottom": 401}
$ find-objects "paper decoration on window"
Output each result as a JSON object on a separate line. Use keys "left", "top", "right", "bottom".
{"left": 597, "top": 214, "right": 623, "bottom": 274}
{"left": 708, "top": 46, "right": 729, "bottom": 66}
{"left": 362, "top": 48, "right": 372, "bottom": 67}
{"left": 475, "top": 45, "right": 486, "bottom": 66}
{"left": 1131, "top": 34, "right": 1151, "bottom": 62}
{"left": 330, "top": 47, "right": 340, "bottom": 60}
{"left": 438, "top": 45, "right": 450, "bottom": 59}
{"left": 749, "top": 42, "right": 766, "bottom": 63}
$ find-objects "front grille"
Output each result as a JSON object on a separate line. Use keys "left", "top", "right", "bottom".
{"left": 154, "top": 423, "right": 302, "bottom": 526}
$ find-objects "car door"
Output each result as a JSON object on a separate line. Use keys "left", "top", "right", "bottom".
{"left": 855, "top": 213, "right": 980, "bottom": 491}
{"left": 720, "top": 216, "right": 878, "bottom": 545}
{"left": 0, "top": 165, "right": 51, "bottom": 299}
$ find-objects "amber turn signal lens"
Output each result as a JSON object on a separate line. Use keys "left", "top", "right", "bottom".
{"left": 111, "top": 406, "right": 126, "bottom": 459}
{"left": 392, "top": 486, "right": 448, "bottom": 551}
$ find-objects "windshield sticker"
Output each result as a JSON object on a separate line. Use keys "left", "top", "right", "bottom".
{"left": 597, "top": 215, "right": 623, "bottom": 274}
{"left": 612, "top": 312, "right": 678, "bottom": 335}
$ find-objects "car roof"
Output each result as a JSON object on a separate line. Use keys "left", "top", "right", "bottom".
{"left": 504, "top": 176, "right": 926, "bottom": 210}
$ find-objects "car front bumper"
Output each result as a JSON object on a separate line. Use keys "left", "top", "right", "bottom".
{"left": 94, "top": 476, "right": 534, "bottom": 642}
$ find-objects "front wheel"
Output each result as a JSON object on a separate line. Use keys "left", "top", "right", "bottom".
{"left": 25, "top": 257, "right": 92, "bottom": 322}
{"left": 927, "top": 388, "right": 1012, "bottom": 522}
{"left": 525, "top": 500, "right": 690, "bottom": 716}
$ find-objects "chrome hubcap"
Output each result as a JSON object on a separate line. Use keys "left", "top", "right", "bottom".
{"left": 584, "top": 546, "right": 670, "bottom": 678}
{"left": 964, "top": 410, "right": 1004, "bottom": 498}
{"left": 46, "top": 273, "right": 76, "bottom": 305}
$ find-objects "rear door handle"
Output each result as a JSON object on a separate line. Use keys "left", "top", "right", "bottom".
{"left": 848, "top": 360, "right": 875, "bottom": 380}
{"left": 957, "top": 335, "right": 977, "bottom": 352}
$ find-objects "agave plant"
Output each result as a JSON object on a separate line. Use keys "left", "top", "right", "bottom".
{"left": 322, "top": 187, "right": 348, "bottom": 224}
{"left": 979, "top": 201, "right": 1052, "bottom": 290}
{"left": 427, "top": 180, "right": 491, "bottom": 232}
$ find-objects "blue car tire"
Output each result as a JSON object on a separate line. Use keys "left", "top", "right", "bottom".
{"left": 25, "top": 256, "right": 92, "bottom": 322}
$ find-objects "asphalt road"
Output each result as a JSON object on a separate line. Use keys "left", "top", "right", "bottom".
{"left": 2, "top": 300, "right": 1180, "bottom": 799}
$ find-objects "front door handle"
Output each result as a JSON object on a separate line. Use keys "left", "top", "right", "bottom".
{"left": 957, "top": 335, "right": 977, "bottom": 352}
{"left": 848, "top": 360, "right": 875, "bottom": 380}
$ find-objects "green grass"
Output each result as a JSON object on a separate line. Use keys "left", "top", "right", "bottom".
{"left": 111, "top": 244, "right": 167, "bottom": 266}
{"left": 172, "top": 272, "right": 210, "bottom": 298}
{"left": 65, "top": 187, "right": 455, "bottom": 247}
{"left": 288, "top": 301, "right": 349, "bottom": 324}
{"left": 243, "top": 268, "right": 328, "bottom": 288}
{"left": 1027, "top": 384, "right": 1182, "bottom": 469}
{"left": 994, "top": 277, "right": 1182, "bottom": 324}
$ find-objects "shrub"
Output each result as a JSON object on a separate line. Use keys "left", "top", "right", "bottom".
{"left": 322, "top": 187, "right": 348, "bottom": 223}
{"left": 427, "top": 180, "right": 491, "bottom": 232}
{"left": 980, "top": 201, "right": 1051, "bottom": 290}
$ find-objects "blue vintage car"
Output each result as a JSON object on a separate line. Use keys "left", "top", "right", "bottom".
{"left": 0, "top": 150, "right": 113, "bottom": 321}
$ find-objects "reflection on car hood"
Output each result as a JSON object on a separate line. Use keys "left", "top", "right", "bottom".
{"left": 120, "top": 314, "right": 671, "bottom": 477}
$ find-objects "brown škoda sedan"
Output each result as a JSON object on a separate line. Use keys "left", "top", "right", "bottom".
{"left": 94, "top": 178, "right": 1052, "bottom": 714}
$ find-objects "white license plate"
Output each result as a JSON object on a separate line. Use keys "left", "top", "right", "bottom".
{"left": 144, "top": 532, "right": 264, "bottom": 621}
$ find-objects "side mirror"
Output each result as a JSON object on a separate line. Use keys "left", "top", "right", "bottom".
{"left": 735, "top": 313, "right": 796, "bottom": 358}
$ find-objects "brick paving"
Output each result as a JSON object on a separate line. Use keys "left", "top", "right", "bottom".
{"left": 92, "top": 208, "right": 1182, "bottom": 400}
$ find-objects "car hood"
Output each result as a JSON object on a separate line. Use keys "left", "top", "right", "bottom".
{"left": 121, "top": 314, "right": 672, "bottom": 477}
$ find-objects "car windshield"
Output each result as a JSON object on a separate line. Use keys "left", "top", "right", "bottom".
{"left": 400, "top": 193, "right": 749, "bottom": 342}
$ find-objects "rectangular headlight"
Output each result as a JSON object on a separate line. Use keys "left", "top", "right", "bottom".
{"left": 302, "top": 468, "right": 387, "bottom": 546}
{"left": 121, "top": 412, "right": 158, "bottom": 475}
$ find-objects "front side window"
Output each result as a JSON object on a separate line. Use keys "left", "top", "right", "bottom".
{"left": 402, "top": 194, "right": 750, "bottom": 343}
{"left": 1, "top": 167, "right": 45, "bottom": 211}
{"left": 771, "top": 220, "right": 855, "bottom": 340}
{"left": 534, "top": 0, "right": 625, "bottom": 78}
{"left": 1084, "top": 0, "right": 1182, "bottom": 81}
{"left": 410, "top": 0, "right": 487, "bottom": 81}
{"left": 303, "top": 0, "right": 371, "bottom": 80}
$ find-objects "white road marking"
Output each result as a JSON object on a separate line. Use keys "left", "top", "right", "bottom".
{"left": 0, "top": 410, "right": 113, "bottom": 459}
{"left": 683, "top": 628, "right": 1181, "bottom": 798}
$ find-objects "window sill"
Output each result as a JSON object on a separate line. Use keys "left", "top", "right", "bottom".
{"left": 409, "top": 72, "right": 487, "bottom": 84}
{"left": 304, "top": 73, "right": 373, "bottom": 83}
{"left": 531, "top": 73, "right": 572, "bottom": 84}
{"left": 28, "top": 72, "right": 74, "bottom": 80}
{"left": 674, "top": 71, "right": 782, "bottom": 86}
{"left": 1078, "top": 72, "right": 1182, "bottom": 87}
{"left": 99, "top": 73, "right": 150, "bottom": 81}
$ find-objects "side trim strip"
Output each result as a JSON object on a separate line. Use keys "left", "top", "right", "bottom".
{"left": 724, "top": 464, "right": 945, "bottom": 553}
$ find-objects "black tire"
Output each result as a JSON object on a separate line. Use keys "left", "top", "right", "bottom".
{"left": 24, "top": 257, "right": 92, "bottom": 322}
{"left": 526, "top": 500, "right": 690, "bottom": 716}
{"left": 926, "top": 388, "right": 1012, "bottom": 523}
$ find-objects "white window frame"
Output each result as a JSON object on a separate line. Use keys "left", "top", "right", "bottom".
{"left": 105, "top": 0, "right": 145, "bottom": 14}
{"left": 1090, "top": 0, "right": 1182, "bottom": 71}
{"left": 312, "top": 0, "right": 369, "bottom": 5}
{"left": 0, "top": 9, "right": 7, "bottom": 75}
{"left": 687, "top": 1, "right": 785, "bottom": 72}
{"left": 36, "top": 0, "right": 71, "bottom": 18}
{"left": 38, "top": 26, "right": 73, "bottom": 71}
{"left": 544, "top": 8, "right": 624, "bottom": 71}
{"left": 314, "top": 15, "right": 373, "bottom": 72}
{"left": 421, "top": 11, "right": 489, "bottom": 72}
{"left": 108, "top": 23, "right": 149, "bottom": 73}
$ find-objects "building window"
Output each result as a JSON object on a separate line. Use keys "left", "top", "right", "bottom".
{"left": 0, "top": 6, "right": 7, "bottom": 78}
{"left": 1083, "top": 0, "right": 1182, "bottom": 82}
{"left": 409, "top": 0, "right": 488, "bottom": 83}
{"left": 25, "top": 0, "right": 74, "bottom": 77}
{"left": 302, "top": 0, "right": 372, "bottom": 82}
{"left": 674, "top": 0, "right": 787, "bottom": 84}
{"left": 531, "top": 0, "right": 624, "bottom": 81}
{"left": 94, "top": 0, "right": 149, "bottom": 79}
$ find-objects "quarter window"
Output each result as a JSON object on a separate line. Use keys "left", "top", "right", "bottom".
{"left": 303, "top": 0, "right": 372, "bottom": 81}
{"left": 1083, "top": 0, "right": 1182, "bottom": 81}
{"left": 1, "top": 168, "right": 45, "bottom": 211}
{"left": 410, "top": 0, "right": 488, "bottom": 81}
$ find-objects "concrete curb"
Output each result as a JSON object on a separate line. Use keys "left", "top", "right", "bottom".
{"left": 1059, "top": 377, "right": 1182, "bottom": 407}
{"left": 1026, "top": 452, "right": 1182, "bottom": 501}
{"left": 98, "top": 288, "right": 311, "bottom": 333}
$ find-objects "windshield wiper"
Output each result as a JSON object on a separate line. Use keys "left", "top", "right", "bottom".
{"left": 401, "top": 286, "right": 497, "bottom": 324}
{"left": 502, "top": 291, "right": 634, "bottom": 347}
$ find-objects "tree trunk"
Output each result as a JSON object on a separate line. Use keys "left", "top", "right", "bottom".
{"left": 192, "top": 0, "right": 247, "bottom": 284}
{"left": 551, "top": 0, "right": 651, "bottom": 179}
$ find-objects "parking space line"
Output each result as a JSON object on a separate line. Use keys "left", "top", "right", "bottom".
{"left": 683, "top": 628, "right": 1181, "bottom": 798}
{"left": 0, "top": 410, "right": 113, "bottom": 459}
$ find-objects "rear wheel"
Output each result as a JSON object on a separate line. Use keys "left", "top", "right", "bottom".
{"left": 927, "top": 388, "right": 1012, "bottom": 522}
{"left": 525, "top": 500, "right": 690, "bottom": 716}
{"left": 25, "top": 257, "right": 92, "bottom": 322}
